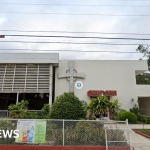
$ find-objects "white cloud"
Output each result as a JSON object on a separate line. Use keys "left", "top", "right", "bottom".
{"left": 0, "top": 17, "right": 6, "bottom": 25}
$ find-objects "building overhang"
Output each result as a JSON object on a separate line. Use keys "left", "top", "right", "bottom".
{"left": 0, "top": 53, "right": 59, "bottom": 66}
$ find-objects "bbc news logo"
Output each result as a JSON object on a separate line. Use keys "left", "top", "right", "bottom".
{"left": 0, "top": 130, "right": 19, "bottom": 138}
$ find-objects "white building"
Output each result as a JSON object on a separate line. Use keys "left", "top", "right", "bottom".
{"left": 0, "top": 53, "right": 150, "bottom": 118}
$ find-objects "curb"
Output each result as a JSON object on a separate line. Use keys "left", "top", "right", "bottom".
{"left": 132, "top": 129, "right": 150, "bottom": 139}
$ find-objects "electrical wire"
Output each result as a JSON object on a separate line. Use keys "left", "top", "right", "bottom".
{"left": 2, "top": 35, "right": 150, "bottom": 40}
{"left": 0, "top": 49, "right": 141, "bottom": 53}
{"left": 1, "top": 12, "right": 150, "bottom": 17}
{"left": 0, "top": 3, "right": 150, "bottom": 7}
{"left": 0, "top": 41, "right": 149, "bottom": 45}
{"left": 1, "top": 30, "right": 150, "bottom": 36}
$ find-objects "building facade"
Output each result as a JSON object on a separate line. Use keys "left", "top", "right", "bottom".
{"left": 0, "top": 53, "right": 150, "bottom": 117}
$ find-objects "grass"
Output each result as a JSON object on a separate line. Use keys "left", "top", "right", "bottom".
{"left": 135, "top": 129, "right": 150, "bottom": 136}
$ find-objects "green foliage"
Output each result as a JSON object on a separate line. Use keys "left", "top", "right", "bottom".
{"left": 49, "top": 92, "right": 87, "bottom": 119}
{"left": 41, "top": 104, "right": 50, "bottom": 115}
{"left": 45, "top": 121, "right": 127, "bottom": 146}
{"left": 136, "top": 73, "right": 150, "bottom": 84}
{"left": 137, "top": 115, "right": 150, "bottom": 124}
{"left": 130, "top": 104, "right": 140, "bottom": 116}
{"left": 85, "top": 95, "right": 110, "bottom": 118}
{"left": 117, "top": 111, "right": 137, "bottom": 123}
{"left": 110, "top": 99, "right": 122, "bottom": 117}
{"left": 135, "top": 129, "right": 150, "bottom": 136}
{"left": 92, "top": 116, "right": 96, "bottom": 120}
{"left": 75, "top": 122, "right": 92, "bottom": 134}
{"left": 136, "top": 45, "right": 149, "bottom": 57}
{"left": 8, "top": 100, "right": 29, "bottom": 118}
{"left": 136, "top": 44, "right": 150, "bottom": 71}
{"left": 0, "top": 120, "right": 17, "bottom": 144}
{"left": 85, "top": 96, "right": 121, "bottom": 119}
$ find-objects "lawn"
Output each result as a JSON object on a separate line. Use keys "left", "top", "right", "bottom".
{"left": 135, "top": 129, "right": 150, "bottom": 136}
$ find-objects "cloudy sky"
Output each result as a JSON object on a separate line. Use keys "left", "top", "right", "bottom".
{"left": 0, "top": 0, "right": 150, "bottom": 60}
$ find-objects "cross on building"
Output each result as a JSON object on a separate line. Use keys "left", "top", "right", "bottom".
{"left": 58, "top": 61, "right": 85, "bottom": 95}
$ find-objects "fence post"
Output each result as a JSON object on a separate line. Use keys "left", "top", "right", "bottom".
{"left": 105, "top": 129, "right": 108, "bottom": 150}
{"left": 126, "top": 119, "right": 133, "bottom": 150}
{"left": 7, "top": 110, "right": 8, "bottom": 117}
{"left": 63, "top": 119, "right": 64, "bottom": 146}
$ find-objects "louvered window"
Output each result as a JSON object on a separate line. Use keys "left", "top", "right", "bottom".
{"left": 0, "top": 64, "right": 51, "bottom": 93}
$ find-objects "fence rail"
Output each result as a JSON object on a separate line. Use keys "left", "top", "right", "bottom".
{"left": 0, "top": 110, "right": 8, "bottom": 118}
{"left": 0, "top": 119, "right": 132, "bottom": 149}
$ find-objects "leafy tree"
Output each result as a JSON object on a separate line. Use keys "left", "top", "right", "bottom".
{"left": 85, "top": 95, "right": 111, "bottom": 118}
{"left": 110, "top": 99, "right": 122, "bottom": 117}
{"left": 49, "top": 92, "right": 86, "bottom": 119}
{"left": 136, "top": 45, "right": 150, "bottom": 84}
{"left": 136, "top": 45, "right": 150, "bottom": 70}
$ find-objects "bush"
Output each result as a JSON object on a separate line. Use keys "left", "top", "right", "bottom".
{"left": 117, "top": 111, "right": 137, "bottom": 123}
{"left": 138, "top": 115, "right": 150, "bottom": 124}
{"left": 92, "top": 116, "right": 96, "bottom": 120}
{"left": 50, "top": 92, "right": 86, "bottom": 119}
{"left": 130, "top": 104, "right": 140, "bottom": 116}
{"left": 8, "top": 100, "right": 29, "bottom": 118}
{"left": 41, "top": 104, "right": 50, "bottom": 115}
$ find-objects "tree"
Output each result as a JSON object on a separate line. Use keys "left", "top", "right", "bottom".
{"left": 136, "top": 45, "right": 150, "bottom": 84}
{"left": 85, "top": 95, "right": 110, "bottom": 119}
{"left": 110, "top": 99, "right": 122, "bottom": 117}
{"left": 136, "top": 45, "right": 150, "bottom": 70}
{"left": 49, "top": 92, "right": 86, "bottom": 119}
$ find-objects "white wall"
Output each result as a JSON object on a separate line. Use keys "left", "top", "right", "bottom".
{"left": 55, "top": 60, "right": 148, "bottom": 111}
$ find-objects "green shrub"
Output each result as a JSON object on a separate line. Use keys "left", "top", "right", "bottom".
{"left": 41, "top": 104, "right": 50, "bottom": 115}
{"left": 138, "top": 115, "right": 150, "bottom": 124}
{"left": 130, "top": 104, "right": 140, "bottom": 116}
{"left": 92, "top": 116, "right": 96, "bottom": 120}
{"left": 117, "top": 111, "right": 137, "bottom": 123}
{"left": 49, "top": 92, "right": 86, "bottom": 119}
{"left": 75, "top": 121, "right": 92, "bottom": 134}
{"left": 8, "top": 100, "right": 29, "bottom": 118}
{"left": 0, "top": 120, "right": 17, "bottom": 144}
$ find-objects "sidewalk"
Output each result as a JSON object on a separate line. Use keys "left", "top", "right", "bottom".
{"left": 129, "top": 124, "right": 150, "bottom": 129}
{"left": 130, "top": 129, "right": 150, "bottom": 150}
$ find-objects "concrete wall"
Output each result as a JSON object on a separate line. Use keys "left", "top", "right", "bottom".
{"left": 55, "top": 60, "right": 148, "bottom": 111}
{"left": 138, "top": 97, "right": 150, "bottom": 116}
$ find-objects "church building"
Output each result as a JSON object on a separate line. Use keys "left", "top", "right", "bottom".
{"left": 0, "top": 53, "right": 150, "bottom": 118}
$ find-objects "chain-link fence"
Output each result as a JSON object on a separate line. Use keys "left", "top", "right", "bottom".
{"left": 0, "top": 119, "right": 132, "bottom": 149}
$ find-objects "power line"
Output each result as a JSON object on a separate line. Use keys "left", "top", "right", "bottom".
{"left": 0, "top": 3, "right": 150, "bottom": 7}
{"left": 0, "top": 49, "right": 141, "bottom": 53}
{"left": 1, "top": 30, "right": 150, "bottom": 36}
{"left": 1, "top": 12, "right": 150, "bottom": 17}
{"left": 3, "top": 35, "right": 150, "bottom": 40}
{"left": 0, "top": 41, "right": 149, "bottom": 45}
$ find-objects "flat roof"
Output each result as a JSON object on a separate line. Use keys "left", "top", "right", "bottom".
{"left": 0, "top": 53, "right": 59, "bottom": 66}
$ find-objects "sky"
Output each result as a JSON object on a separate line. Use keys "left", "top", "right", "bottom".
{"left": 0, "top": 0, "right": 150, "bottom": 60}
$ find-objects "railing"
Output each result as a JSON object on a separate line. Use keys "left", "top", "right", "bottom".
{"left": 0, "top": 119, "right": 132, "bottom": 149}
{"left": 27, "top": 110, "right": 42, "bottom": 112}
{"left": 0, "top": 110, "right": 8, "bottom": 118}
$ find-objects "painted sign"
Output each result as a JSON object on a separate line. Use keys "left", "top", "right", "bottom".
{"left": 75, "top": 81, "right": 83, "bottom": 89}
{"left": 16, "top": 120, "right": 46, "bottom": 143}
{"left": 87, "top": 90, "right": 117, "bottom": 96}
